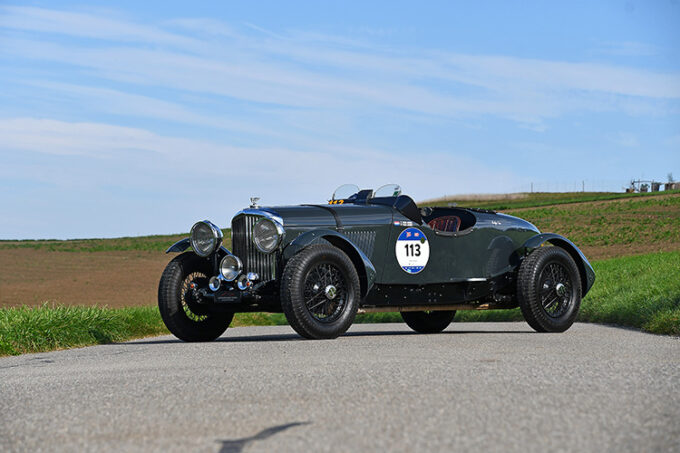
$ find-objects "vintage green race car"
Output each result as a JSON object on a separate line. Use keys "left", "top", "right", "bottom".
{"left": 158, "top": 184, "right": 595, "bottom": 340}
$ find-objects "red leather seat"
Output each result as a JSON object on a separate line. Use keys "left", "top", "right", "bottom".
{"left": 428, "top": 215, "right": 461, "bottom": 233}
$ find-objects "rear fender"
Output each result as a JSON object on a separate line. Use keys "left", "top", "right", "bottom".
{"left": 521, "top": 233, "right": 595, "bottom": 296}
{"left": 283, "top": 229, "right": 376, "bottom": 297}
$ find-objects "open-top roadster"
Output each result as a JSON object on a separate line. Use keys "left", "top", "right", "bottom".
{"left": 158, "top": 184, "right": 595, "bottom": 340}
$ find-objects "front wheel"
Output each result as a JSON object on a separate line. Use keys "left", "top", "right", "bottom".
{"left": 281, "top": 245, "right": 360, "bottom": 339}
{"left": 517, "top": 247, "right": 582, "bottom": 333}
{"left": 401, "top": 311, "right": 456, "bottom": 333}
{"left": 158, "top": 252, "right": 233, "bottom": 341}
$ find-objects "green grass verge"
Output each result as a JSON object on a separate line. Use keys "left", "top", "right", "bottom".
{"left": 2, "top": 251, "right": 678, "bottom": 356}
{"left": 0, "top": 305, "right": 168, "bottom": 356}
{"left": 578, "top": 251, "right": 680, "bottom": 335}
{"left": 0, "top": 306, "right": 294, "bottom": 356}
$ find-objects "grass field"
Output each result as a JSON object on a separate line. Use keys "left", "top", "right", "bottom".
{"left": 2, "top": 250, "right": 678, "bottom": 355}
{"left": 505, "top": 193, "right": 680, "bottom": 258}
{"left": 421, "top": 189, "right": 680, "bottom": 210}
{"left": 0, "top": 233, "right": 198, "bottom": 252}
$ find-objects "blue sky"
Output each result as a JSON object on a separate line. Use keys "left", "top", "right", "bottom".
{"left": 1, "top": 1, "right": 679, "bottom": 239}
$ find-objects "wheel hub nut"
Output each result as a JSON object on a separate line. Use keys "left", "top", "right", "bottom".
{"left": 324, "top": 285, "right": 337, "bottom": 300}
{"left": 555, "top": 283, "right": 567, "bottom": 297}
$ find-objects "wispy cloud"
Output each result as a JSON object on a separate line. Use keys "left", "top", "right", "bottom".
{"left": 17, "top": 80, "right": 286, "bottom": 138}
{"left": 0, "top": 5, "right": 201, "bottom": 49}
{"left": 2, "top": 5, "right": 679, "bottom": 130}
{"left": 0, "top": 116, "right": 516, "bottom": 190}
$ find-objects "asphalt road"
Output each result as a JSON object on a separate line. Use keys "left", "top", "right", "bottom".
{"left": 1, "top": 322, "right": 679, "bottom": 453}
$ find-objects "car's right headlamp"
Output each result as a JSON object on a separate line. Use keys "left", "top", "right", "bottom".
{"left": 252, "top": 217, "right": 283, "bottom": 253}
{"left": 190, "top": 220, "right": 222, "bottom": 257}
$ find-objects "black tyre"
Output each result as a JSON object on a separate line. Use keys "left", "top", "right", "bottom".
{"left": 281, "top": 245, "right": 360, "bottom": 339}
{"left": 158, "top": 252, "right": 233, "bottom": 342}
{"left": 517, "top": 247, "right": 582, "bottom": 333}
{"left": 400, "top": 311, "right": 456, "bottom": 333}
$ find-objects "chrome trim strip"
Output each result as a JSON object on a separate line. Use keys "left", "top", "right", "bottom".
{"left": 234, "top": 208, "right": 285, "bottom": 254}
{"left": 234, "top": 208, "right": 284, "bottom": 225}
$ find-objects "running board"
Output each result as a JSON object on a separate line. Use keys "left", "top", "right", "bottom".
{"left": 358, "top": 303, "right": 508, "bottom": 313}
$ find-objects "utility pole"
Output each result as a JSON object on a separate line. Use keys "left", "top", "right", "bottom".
{"left": 582, "top": 180, "right": 585, "bottom": 192}
{"left": 531, "top": 182, "right": 533, "bottom": 193}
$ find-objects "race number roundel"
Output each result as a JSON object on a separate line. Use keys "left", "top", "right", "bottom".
{"left": 395, "top": 227, "right": 429, "bottom": 274}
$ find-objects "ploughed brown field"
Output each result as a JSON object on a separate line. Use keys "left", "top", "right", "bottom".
{"left": 0, "top": 250, "right": 168, "bottom": 308}
{"left": 1, "top": 192, "right": 678, "bottom": 308}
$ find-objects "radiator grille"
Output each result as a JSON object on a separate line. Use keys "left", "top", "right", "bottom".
{"left": 345, "top": 230, "right": 376, "bottom": 258}
{"left": 232, "top": 215, "right": 277, "bottom": 282}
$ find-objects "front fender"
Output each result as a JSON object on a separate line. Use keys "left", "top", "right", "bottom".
{"left": 522, "top": 233, "right": 595, "bottom": 296}
{"left": 166, "top": 238, "right": 190, "bottom": 253}
{"left": 165, "top": 238, "right": 232, "bottom": 258}
{"left": 283, "top": 229, "right": 376, "bottom": 297}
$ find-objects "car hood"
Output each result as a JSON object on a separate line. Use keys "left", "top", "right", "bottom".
{"left": 249, "top": 204, "right": 395, "bottom": 228}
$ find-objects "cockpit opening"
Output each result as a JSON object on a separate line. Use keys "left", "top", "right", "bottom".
{"left": 329, "top": 184, "right": 476, "bottom": 232}
{"left": 420, "top": 207, "right": 477, "bottom": 233}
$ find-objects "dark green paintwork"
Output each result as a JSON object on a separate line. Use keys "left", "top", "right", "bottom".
{"left": 265, "top": 203, "right": 540, "bottom": 285}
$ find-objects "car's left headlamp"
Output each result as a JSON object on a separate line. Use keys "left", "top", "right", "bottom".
{"left": 190, "top": 220, "right": 223, "bottom": 257}
{"left": 252, "top": 217, "right": 284, "bottom": 253}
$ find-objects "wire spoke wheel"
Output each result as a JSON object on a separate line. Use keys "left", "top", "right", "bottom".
{"left": 517, "top": 247, "right": 582, "bottom": 333}
{"left": 281, "top": 245, "right": 360, "bottom": 339}
{"left": 158, "top": 252, "right": 233, "bottom": 342}
{"left": 303, "top": 263, "right": 347, "bottom": 323}
{"left": 180, "top": 271, "right": 209, "bottom": 322}
{"left": 539, "top": 263, "right": 573, "bottom": 318}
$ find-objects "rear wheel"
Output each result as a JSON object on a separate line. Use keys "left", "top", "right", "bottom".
{"left": 401, "top": 311, "right": 456, "bottom": 333}
{"left": 281, "top": 245, "right": 360, "bottom": 339}
{"left": 517, "top": 247, "right": 581, "bottom": 333}
{"left": 158, "top": 252, "right": 233, "bottom": 341}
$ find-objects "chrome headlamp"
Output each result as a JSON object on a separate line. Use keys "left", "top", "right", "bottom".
{"left": 220, "top": 254, "right": 242, "bottom": 281}
{"left": 190, "top": 220, "right": 222, "bottom": 257}
{"left": 252, "top": 217, "right": 284, "bottom": 253}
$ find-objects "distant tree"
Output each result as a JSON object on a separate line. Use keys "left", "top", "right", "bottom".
{"left": 668, "top": 173, "right": 675, "bottom": 183}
